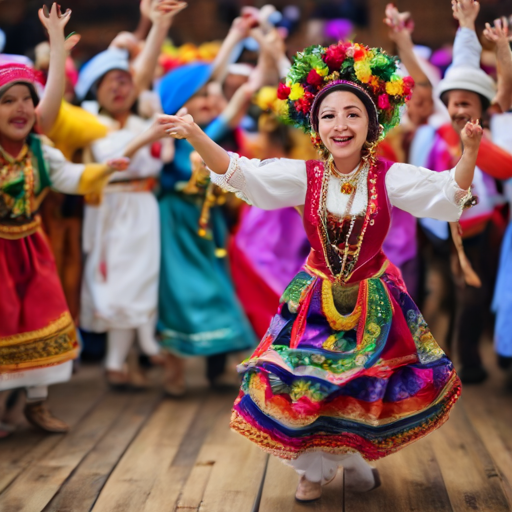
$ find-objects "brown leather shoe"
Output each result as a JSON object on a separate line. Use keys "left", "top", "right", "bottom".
{"left": 129, "top": 367, "right": 151, "bottom": 390}
{"left": 106, "top": 369, "right": 131, "bottom": 390}
{"left": 24, "top": 401, "right": 69, "bottom": 433}
{"left": 295, "top": 475, "right": 322, "bottom": 502}
{"left": 159, "top": 353, "right": 186, "bottom": 397}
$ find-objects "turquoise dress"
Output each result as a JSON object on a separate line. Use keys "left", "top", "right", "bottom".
{"left": 158, "top": 118, "right": 256, "bottom": 356}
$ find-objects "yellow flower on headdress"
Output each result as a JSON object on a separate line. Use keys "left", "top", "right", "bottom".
{"left": 385, "top": 78, "right": 404, "bottom": 96}
{"left": 316, "top": 66, "right": 329, "bottom": 77}
{"left": 354, "top": 60, "right": 372, "bottom": 84}
{"left": 289, "top": 83, "right": 305, "bottom": 100}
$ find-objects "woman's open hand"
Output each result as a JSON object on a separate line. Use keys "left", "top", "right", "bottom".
{"left": 461, "top": 119, "right": 483, "bottom": 152}
{"left": 483, "top": 16, "right": 511, "bottom": 45}
{"left": 451, "top": 0, "right": 480, "bottom": 30}
{"left": 384, "top": 4, "right": 414, "bottom": 47}
{"left": 38, "top": 3, "right": 72, "bottom": 37}
{"left": 165, "top": 108, "right": 198, "bottom": 140}
{"left": 149, "top": 0, "right": 187, "bottom": 25}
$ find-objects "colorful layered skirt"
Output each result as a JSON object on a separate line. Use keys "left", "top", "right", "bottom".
{"left": 0, "top": 226, "right": 79, "bottom": 389}
{"left": 230, "top": 263, "right": 461, "bottom": 461}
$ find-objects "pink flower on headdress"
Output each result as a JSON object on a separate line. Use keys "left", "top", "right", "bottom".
{"left": 378, "top": 94, "right": 390, "bottom": 110}
{"left": 306, "top": 69, "right": 324, "bottom": 88}
{"left": 277, "top": 82, "right": 291, "bottom": 100}
{"left": 324, "top": 44, "right": 347, "bottom": 72}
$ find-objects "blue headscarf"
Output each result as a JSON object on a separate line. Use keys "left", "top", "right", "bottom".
{"left": 159, "top": 62, "right": 213, "bottom": 115}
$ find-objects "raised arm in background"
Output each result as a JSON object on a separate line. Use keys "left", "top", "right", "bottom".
{"left": 210, "top": 11, "right": 258, "bottom": 84}
{"left": 36, "top": 3, "right": 78, "bottom": 133}
{"left": 219, "top": 24, "right": 283, "bottom": 129}
{"left": 384, "top": 4, "right": 432, "bottom": 87}
{"left": 483, "top": 17, "right": 512, "bottom": 112}
{"left": 132, "top": 0, "right": 188, "bottom": 94}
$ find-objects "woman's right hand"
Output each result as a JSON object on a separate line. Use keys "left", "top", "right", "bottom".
{"left": 165, "top": 108, "right": 199, "bottom": 140}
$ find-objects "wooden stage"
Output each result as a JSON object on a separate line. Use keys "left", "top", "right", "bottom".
{"left": 0, "top": 342, "right": 511, "bottom": 512}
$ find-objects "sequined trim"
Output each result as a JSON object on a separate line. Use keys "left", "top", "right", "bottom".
{"left": 0, "top": 312, "right": 78, "bottom": 370}
{"left": 0, "top": 215, "right": 41, "bottom": 239}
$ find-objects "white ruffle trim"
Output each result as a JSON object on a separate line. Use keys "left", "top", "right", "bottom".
{"left": 209, "top": 153, "right": 252, "bottom": 204}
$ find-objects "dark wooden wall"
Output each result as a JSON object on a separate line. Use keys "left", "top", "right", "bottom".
{"left": 1, "top": 0, "right": 511, "bottom": 63}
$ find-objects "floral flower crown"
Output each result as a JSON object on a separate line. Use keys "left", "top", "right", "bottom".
{"left": 277, "top": 42, "right": 414, "bottom": 137}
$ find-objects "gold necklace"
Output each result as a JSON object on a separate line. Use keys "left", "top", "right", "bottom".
{"left": 328, "top": 159, "right": 364, "bottom": 195}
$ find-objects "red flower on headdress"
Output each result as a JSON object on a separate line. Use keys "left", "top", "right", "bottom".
{"left": 294, "top": 91, "right": 315, "bottom": 114}
{"left": 402, "top": 75, "right": 415, "bottom": 97}
{"left": 378, "top": 94, "right": 390, "bottom": 110}
{"left": 306, "top": 69, "right": 324, "bottom": 88}
{"left": 277, "top": 82, "right": 291, "bottom": 100}
{"left": 324, "top": 44, "right": 347, "bottom": 72}
{"left": 353, "top": 47, "right": 366, "bottom": 62}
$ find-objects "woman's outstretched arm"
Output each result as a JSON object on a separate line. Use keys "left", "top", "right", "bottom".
{"left": 165, "top": 110, "right": 231, "bottom": 174}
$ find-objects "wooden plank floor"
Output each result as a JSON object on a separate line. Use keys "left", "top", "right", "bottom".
{"left": 0, "top": 342, "right": 511, "bottom": 512}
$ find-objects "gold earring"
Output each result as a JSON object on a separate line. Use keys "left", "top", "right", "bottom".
{"left": 362, "top": 125, "right": 384, "bottom": 166}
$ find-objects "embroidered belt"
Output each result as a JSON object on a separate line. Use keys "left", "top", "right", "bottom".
{"left": 0, "top": 215, "right": 41, "bottom": 240}
{"left": 104, "top": 177, "right": 157, "bottom": 194}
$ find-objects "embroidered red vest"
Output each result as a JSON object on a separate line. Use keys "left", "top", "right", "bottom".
{"left": 303, "top": 158, "right": 393, "bottom": 284}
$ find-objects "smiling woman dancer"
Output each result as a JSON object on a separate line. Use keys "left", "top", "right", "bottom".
{"left": 164, "top": 42, "right": 481, "bottom": 501}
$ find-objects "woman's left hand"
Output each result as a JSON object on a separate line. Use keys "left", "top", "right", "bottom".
{"left": 165, "top": 108, "right": 198, "bottom": 140}
{"left": 461, "top": 119, "right": 483, "bottom": 152}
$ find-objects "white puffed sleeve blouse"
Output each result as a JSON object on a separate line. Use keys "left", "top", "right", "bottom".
{"left": 210, "top": 154, "right": 469, "bottom": 222}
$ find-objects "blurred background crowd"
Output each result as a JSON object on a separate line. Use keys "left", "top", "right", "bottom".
{"left": 1, "top": 0, "right": 512, "bottom": 434}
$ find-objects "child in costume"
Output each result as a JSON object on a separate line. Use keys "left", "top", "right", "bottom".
{"left": 76, "top": 0, "right": 187, "bottom": 389}
{"left": 164, "top": 40, "right": 482, "bottom": 501}
{"left": 0, "top": 4, "right": 130, "bottom": 433}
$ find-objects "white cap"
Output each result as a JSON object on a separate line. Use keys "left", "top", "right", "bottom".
{"left": 75, "top": 48, "right": 130, "bottom": 101}
{"left": 436, "top": 65, "right": 496, "bottom": 104}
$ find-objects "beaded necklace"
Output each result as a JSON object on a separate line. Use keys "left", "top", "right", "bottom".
{"left": 318, "top": 159, "right": 373, "bottom": 283}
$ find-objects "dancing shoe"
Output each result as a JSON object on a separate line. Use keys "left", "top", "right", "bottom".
{"left": 155, "top": 353, "right": 186, "bottom": 398}
{"left": 344, "top": 467, "right": 381, "bottom": 492}
{"left": 106, "top": 369, "right": 131, "bottom": 390}
{"left": 295, "top": 476, "right": 322, "bottom": 502}
{"left": 24, "top": 401, "right": 69, "bottom": 433}
{"left": 129, "top": 367, "right": 151, "bottom": 391}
